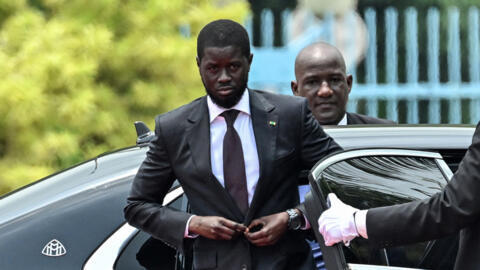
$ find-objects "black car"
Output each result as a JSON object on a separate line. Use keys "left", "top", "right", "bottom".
{"left": 0, "top": 124, "right": 474, "bottom": 270}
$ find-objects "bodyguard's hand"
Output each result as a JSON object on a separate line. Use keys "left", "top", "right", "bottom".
{"left": 244, "top": 212, "right": 289, "bottom": 246}
{"left": 318, "top": 193, "right": 359, "bottom": 246}
{"left": 189, "top": 216, "right": 247, "bottom": 240}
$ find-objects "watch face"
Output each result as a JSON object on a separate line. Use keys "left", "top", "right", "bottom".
{"left": 291, "top": 218, "right": 301, "bottom": 230}
{"left": 287, "top": 209, "right": 301, "bottom": 230}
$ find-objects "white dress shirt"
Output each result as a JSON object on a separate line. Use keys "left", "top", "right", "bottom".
{"left": 338, "top": 113, "right": 347, "bottom": 126}
{"left": 207, "top": 90, "right": 260, "bottom": 204}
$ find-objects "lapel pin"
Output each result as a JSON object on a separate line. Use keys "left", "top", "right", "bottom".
{"left": 269, "top": 121, "right": 276, "bottom": 126}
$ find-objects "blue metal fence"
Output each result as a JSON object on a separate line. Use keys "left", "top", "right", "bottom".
{"left": 247, "top": 7, "right": 480, "bottom": 124}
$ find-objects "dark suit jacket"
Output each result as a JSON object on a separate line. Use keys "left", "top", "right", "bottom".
{"left": 366, "top": 121, "right": 480, "bottom": 270}
{"left": 347, "top": 112, "right": 395, "bottom": 125}
{"left": 124, "top": 89, "right": 341, "bottom": 270}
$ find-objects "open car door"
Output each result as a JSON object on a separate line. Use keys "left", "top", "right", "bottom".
{"left": 304, "top": 149, "right": 459, "bottom": 270}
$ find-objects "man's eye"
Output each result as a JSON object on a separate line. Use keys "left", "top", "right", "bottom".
{"left": 230, "top": 63, "right": 240, "bottom": 70}
{"left": 207, "top": 66, "right": 218, "bottom": 72}
{"left": 330, "top": 77, "right": 342, "bottom": 84}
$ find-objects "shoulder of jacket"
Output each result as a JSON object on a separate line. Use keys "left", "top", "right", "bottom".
{"left": 348, "top": 112, "right": 395, "bottom": 124}
{"left": 251, "top": 89, "right": 305, "bottom": 108}
{"left": 155, "top": 96, "right": 203, "bottom": 120}
{"left": 154, "top": 96, "right": 205, "bottom": 129}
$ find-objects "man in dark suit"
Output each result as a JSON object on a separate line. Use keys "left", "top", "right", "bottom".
{"left": 124, "top": 19, "right": 341, "bottom": 270}
{"left": 291, "top": 42, "right": 394, "bottom": 125}
{"left": 291, "top": 42, "right": 393, "bottom": 270}
{"left": 318, "top": 121, "right": 480, "bottom": 270}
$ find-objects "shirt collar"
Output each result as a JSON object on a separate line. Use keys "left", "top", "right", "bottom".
{"left": 207, "top": 89, "right": 251, "bottom": 123}
{"left": 337, "top": 113, "right": 348, "bottom": 126}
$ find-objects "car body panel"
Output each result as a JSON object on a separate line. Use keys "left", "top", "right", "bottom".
{"left": 83, "top": 186, "right": 184, "bottom": 270}
{"left": 0, "top": 148, "right": 147, "bottom": 269}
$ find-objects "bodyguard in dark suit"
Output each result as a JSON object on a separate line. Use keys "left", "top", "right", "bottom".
{"left": 124, "top": 20, "right": 341, "bottom": 270}
{"left": 346, "top": 112, "right": 393, "bottom": 125}
{"left": 291, "top": 42, "right": 394, "bottom": 126}
{"left": 318, "top": 121, "right": 480, "bottom": 270}
{"left": 292, "top": 42, "right": 393, "bottom": 270}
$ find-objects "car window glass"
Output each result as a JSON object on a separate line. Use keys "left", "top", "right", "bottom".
{"left": 115, "top": 194, "right": 191, "bottom": 270}
{"left": 318, "top": 155, "right": 457, "bottom": 269}
{"left": 438, "top": 149, "right": 467, "bottom": 173}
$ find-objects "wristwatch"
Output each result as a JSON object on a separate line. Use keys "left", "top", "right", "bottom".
{"left": 286, "top": 208, "right": 302, "bottom": 230}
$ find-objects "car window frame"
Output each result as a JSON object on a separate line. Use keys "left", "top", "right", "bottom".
{"left": 305, "top": 148, "right": 452, "bottom": 270}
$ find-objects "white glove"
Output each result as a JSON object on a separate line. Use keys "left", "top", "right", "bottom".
{"left": 318, "top": 193, "right": 359, "bottom": 246}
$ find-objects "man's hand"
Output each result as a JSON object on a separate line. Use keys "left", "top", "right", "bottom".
{"left": 244, "top": 212, "right": 289, "bottom": 246}
{"left": 189, "top": 216, "right": 247, "bottom": 240}
{"left": 318, "top": 193, "right": 359, "bottom": 246}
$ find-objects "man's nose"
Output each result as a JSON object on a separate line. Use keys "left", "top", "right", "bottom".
{"left": 317, "top": 82, "right": 333, "bottom": 97}
{"left": 218, "top": 68, "right": 231, "bottom": 83}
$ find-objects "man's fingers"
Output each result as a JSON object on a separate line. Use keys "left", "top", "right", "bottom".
{"left": 245, "top": 223, "right": 270, "bottom": 241}
{"left": 222, "top": 219, "right": 247, "bottom": 232}
{"left": 247, "top": 234, "right": 277, "bottom": 246}
{"left": 213, "top": 223, "right": 236, "bottom": 235}
{"left": 217, "top": 231, "right": 235, "bottom": 240}
{"left": 247, "top": 219, "right": 262, "bottom": 229}
{"left": 245, "top": 230, "right": 264, "bottom": 240}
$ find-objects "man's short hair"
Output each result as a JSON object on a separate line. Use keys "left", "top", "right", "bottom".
{"left": 197, "top": 19, "right": 250, "bottom": 60}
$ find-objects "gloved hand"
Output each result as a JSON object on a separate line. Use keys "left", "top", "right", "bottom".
{"left": 318, "top": 193, "right": 359, "bottom": 246}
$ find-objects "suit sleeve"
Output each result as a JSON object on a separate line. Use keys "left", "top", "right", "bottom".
{"left": 124, "top": 117, "right": 192, "bottom": 253}
{"left": 300, "top": 99, "right": 342, "bottom": 167}
{"left": 297, "top": 99, "right": 343, "bottom": 215}
{"left": 367, "top": 122, "right": 480, "bottom": 247}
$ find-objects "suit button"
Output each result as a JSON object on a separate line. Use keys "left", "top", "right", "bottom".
{"left": 241, "top": 264, "right": 247, "bottom": 270}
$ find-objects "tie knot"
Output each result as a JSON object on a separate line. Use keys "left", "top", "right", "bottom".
{"left": 221, "top": 110, "right": 240, "bottom": 126}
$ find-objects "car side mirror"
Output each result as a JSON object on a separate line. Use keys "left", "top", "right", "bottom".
{"left": 134, "top": 121, "right": 155, "bottom": 145}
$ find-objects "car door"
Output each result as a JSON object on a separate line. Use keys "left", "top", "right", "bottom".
{"left": 304, "top": 149, "right": 458, "bottom": 270}
{"left": 83, "top": 186, "right": 190, "bottom": 270}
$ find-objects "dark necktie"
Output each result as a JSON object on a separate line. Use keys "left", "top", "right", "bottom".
{"left": 221, "top": 110, "right": 249, "bottom": 215}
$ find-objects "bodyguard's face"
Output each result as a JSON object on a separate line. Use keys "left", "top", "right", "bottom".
{"left": 291, "top": 55, "right": 352, "bottom": 125}
{"left": 197, "top": 46, "right": 252, "bottom": 108}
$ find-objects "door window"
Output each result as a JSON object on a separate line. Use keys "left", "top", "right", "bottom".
{"left": 310, "top": 151, "right": 457, "bottom": 269}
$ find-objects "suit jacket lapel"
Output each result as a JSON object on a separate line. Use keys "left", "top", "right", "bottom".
{"left": 246, "top": 90, "right": 278, "bottom": 223}
{"left": 186, "top": 97, "right": 212, "bottom": 180}
{"left": 346, "top": 112, "right": 353, "bottom": 124}
{"left": 185, "top": 97, "right": 244, "bottom": 221}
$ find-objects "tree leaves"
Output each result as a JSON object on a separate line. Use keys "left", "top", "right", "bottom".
{"left": 0, "top": 0, "right": 248, "bottom": 194}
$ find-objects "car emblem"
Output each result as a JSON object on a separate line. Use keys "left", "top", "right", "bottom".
{"left": 41, "top": 239, "right": 67, "bottom": 257}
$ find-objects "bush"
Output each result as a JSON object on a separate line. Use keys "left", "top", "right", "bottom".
{"left": 0, "top": 0, "right": 249, "bottom": 195}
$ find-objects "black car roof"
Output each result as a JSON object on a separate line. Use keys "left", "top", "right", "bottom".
{"left": 324, "top": 125, "right": 474, "bottom": 150}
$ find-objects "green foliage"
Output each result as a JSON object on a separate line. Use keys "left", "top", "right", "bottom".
{"left": 0, "top": 0, "right": 249, "bottom": 195}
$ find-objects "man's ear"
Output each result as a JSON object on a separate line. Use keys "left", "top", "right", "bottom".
{"left": 247, "top": 53, "right": 253, "bottom": 70}
{"left": 291, "top": 81, "right": 299, "bottom": 96}
{"left": 346, "top": 74, "right": 353, "bottom": 94}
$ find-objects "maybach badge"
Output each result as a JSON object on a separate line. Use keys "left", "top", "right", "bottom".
{"left": 41, "top": 239, "right": 67, "bottom": 257}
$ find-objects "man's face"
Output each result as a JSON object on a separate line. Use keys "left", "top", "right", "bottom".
{"left": 197, "top": 46, "right": 252, "bottom": 108}
{"left": 291, "top": 56, "right": 352, "bottom": 125}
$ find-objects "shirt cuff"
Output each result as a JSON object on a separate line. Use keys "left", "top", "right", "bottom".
{"left": 184, "top": 215, "right": 199, "bottom": 238}
{"left": 301, "top": 215, "right": 311, "bottom": 230}
{"left": 355, "top": 210, "right": 368, "bottom": 239}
